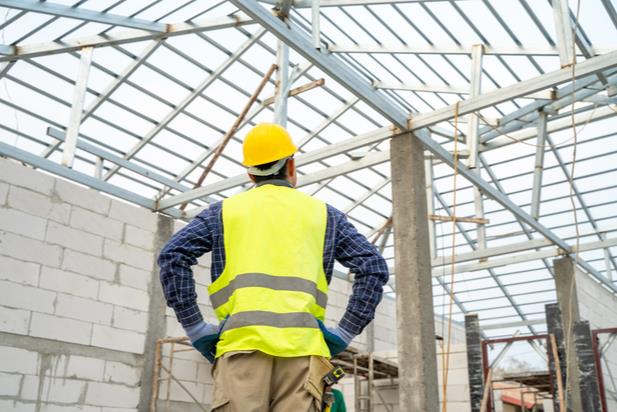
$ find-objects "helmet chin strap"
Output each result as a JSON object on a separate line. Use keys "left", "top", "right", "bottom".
{"left": 247, "top": 157, "right": 288, "bottom": 176}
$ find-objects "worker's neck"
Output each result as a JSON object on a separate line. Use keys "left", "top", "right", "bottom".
{"left": 255, "top": 178, "right": 293, "bottom": 188}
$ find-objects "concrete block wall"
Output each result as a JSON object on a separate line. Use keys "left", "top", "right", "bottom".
{"left": 0, "top": 158, "right": 159, "bottom": 412}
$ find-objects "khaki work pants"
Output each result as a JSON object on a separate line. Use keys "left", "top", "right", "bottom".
{"left": 210, "top": 351, "right": 333, "bottom": 412}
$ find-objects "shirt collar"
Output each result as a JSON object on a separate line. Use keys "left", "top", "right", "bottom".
{"left": 255, "top": 179, "right": 293, "bottom": 188}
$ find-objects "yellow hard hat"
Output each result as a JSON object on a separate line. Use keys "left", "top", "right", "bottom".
{"left": 242, "top": 123, "right": 297, "bottom": 167}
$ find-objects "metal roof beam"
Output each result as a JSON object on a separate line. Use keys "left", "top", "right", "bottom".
{"left": 0, "top": 14, "right": 254, "bottom": 63}
{"left": 329, "top": 43, "right": 616, "bottom": 56}
{"left": 261, "top": 0, "right": 474, "bottom": 6}
{"left": 0, "top": 0, "right": 167, "bottom": 32}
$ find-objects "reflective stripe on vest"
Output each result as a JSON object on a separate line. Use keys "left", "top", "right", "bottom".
{"left": 209, "top": 183, "right": 330, "bottom": 358}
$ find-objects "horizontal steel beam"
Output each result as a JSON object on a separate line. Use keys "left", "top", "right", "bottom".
{"left": 375, "top": 81, "right": 555, "bottom": 100}
{"left": 431, "top": 237, "right": 617, "bottom": 281}
{"left": 330, "top": 43, "right": 616, "bottom": 56}
{"left": 0, "top": 14, "right": 254, "bottom": 62}
{"left": 481, "top": 319, "right": 546, "bottom": 331}
{"left": 410, "top": 50, "right": 617, "bottom": 131}
{"left": 261, "top": 0, "right": 473, "bottom": 6}
{"left": 0, "top": 140, "right": 182, "bottom": 219}
{"left": 0, "top": 0, "right": 167, "bottom": 32}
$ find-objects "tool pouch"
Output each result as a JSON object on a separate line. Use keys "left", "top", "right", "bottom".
{"left": 305, "top": 355, "right": 335, "bottom": 404}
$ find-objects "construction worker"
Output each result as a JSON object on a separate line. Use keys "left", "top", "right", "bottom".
{"left": 158, "top": 123, "right": 389, "bottom": 412}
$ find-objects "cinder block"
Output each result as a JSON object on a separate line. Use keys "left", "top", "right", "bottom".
{"left": 30, "top": 312, "right": 92, "bottom": 345}
{"left": 109, "top": 201, "right": 157, "bottom": 232}
{"left": 0, "top": 280, "right": 56, "bottom": 313}
{"left": 104, "top": 361, "right": 140, "bottom": 386}
{"left": 46, "top": 222, "right": 104, "bottom": 256}
{"left": 113, "top": 306, "right": 148, "bottom": 333}
{"left": 0, "top": 158, "right": 54, "bottom": 195}
{"left": 0, "top": 305, "right": 30, "bottom": 335}
{"left": 118, "top": 264, "right": 150, "bottom": 291}
{"left": 21, "top": 375, "right": 85, "bottom": 403}
{"left": 7, "top": 185, "right": 70, "bottom": 224}
{"left": 124, "top": 224, "right": 154, "bottom": 250}
{"left": 0, "top": 231, "right": 62, "bottom": 267}
{"left": 0, "top": 346, "right": 38, "bottom": 374}
{"left": 0, "top": 372, "right": 21, "bottom": 396}
{"left": 54, "top": 179, "right": 110, "bottom": 215}
{"left": 103, "top": 239, "right": 153, "bottom": 271}
{"left": 0, "top": 400, "right": 36, "bottom": 412}
{"left": 91, "top": 325, "right": 145, "bottom": 354}
{"left": 99, "top": 282, "right": 149, "bottom": 311}
{"left": 162, "top": 357, "right": 197, "bottom": 382}
{"left": 0, "top": 255, "right": 39, "bottom": 286}
{"left": 62, "top": 249, "right": 115, "bottom": 281}
{"left": 40, "top": 266, "right": 99, "bottom": 299}
{"left": 70, "top": 207, "right": 123, "bottom": 241}
{"left": 85, "top": 381, "right": 140, "bottom": 408}
{"left": 56, "top": 293, "right": 113, "bottom": 324}
{"left": 66, "top": 355, "right": 105, "bottom": 381}
{"left": 0, "top": 182, "right": 7, "bottom": 204}
{"left": 0, "top": 206, "right": 47, "bottom": 240}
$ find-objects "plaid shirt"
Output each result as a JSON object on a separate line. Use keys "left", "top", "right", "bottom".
{"left": 158, "top": 180, "right": 389, "bottom": 336}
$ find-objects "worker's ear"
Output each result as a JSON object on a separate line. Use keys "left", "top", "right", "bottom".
{"left": 288, "top": 158, "right": 297, "bottom": 187}
{"left": 248, "top": 173, "right": 256, "bottom": 183}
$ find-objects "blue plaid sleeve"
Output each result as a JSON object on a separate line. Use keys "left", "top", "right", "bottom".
{"left": 158, "top": 202, "right": 222, "bottom": 328}
{"left": 328, "top": 206, "right": 389, "bottom": 336}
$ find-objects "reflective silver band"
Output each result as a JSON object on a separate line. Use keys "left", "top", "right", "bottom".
{"left": 221, "top": 311, "right": 319, "bottom": 332}
{"left": 209, "top": 273, "right": 328, "bottom": 309}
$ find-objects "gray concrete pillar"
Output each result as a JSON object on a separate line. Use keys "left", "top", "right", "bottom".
{"left": 390, "top": 134, "right": 439, "bottom": 411}
{"left": 553, "top": 257, "right": 582, "bottom": 411}
{"left": 138, "top": 214, "right": 175, "bottom": 412}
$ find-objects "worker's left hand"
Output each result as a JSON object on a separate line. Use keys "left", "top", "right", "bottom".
{"left": 317, "top": 320, "right": 354, "bottom": 357}
{"left": 184, "top": 321, "right": 224, "bottom": 363}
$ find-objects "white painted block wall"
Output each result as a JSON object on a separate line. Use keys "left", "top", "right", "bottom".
{"left": 0, "top": 158, "right": 156, "bottom": 412}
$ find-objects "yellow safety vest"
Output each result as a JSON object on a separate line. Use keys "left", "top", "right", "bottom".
{"left": 208, "top": 183, "right": 331, "bottom": 359}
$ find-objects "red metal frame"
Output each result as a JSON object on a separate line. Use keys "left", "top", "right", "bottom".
{"left": 481, "top": 334, "right": 549, "bottom": 412}
{"left": 592, "top": 327, "right": 617, "bottom": 412}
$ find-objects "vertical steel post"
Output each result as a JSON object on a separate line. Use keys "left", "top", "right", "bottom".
{"left": 274, "top": 41, "right": 289, "bottom": 126}
{"left": 552, "top": 0, "right": 575, "bottom": 67}
{"left": 467, "top": 45, "right": 486, "bottom": 249}
{"left": 61, "top": 46, "right": 93, "bottom": 168}
{"left": 425, "top": 156, "right": 437, "bottom": 259}
{"left": 312, "top": 0, "right": 320, "bottom": 49}
{"left": 531, "top": 111, "right": 548, "bottom": 220}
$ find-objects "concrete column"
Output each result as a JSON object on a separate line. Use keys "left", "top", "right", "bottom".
{"left": 390, "top": 134, "right": 439, "bottom": 411}
{"left": 553, "top": 257, "right": 582, "bottom": 411}
{"left": 465, "top": 314, "right": 483, "bottom": 412}
{"left": 138, "top": 214, "right": 175, "bottom": 412}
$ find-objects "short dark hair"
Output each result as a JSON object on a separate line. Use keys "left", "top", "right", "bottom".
{"left": 251, "top": 158, "right": 289, "bottom": 183}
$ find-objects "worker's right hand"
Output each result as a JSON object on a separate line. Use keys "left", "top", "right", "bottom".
{"left": 317, "top": 320, "right": 354, "bottom": 357}
{"left": 184, "top": 321, "right": 223, "bottom": 364}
